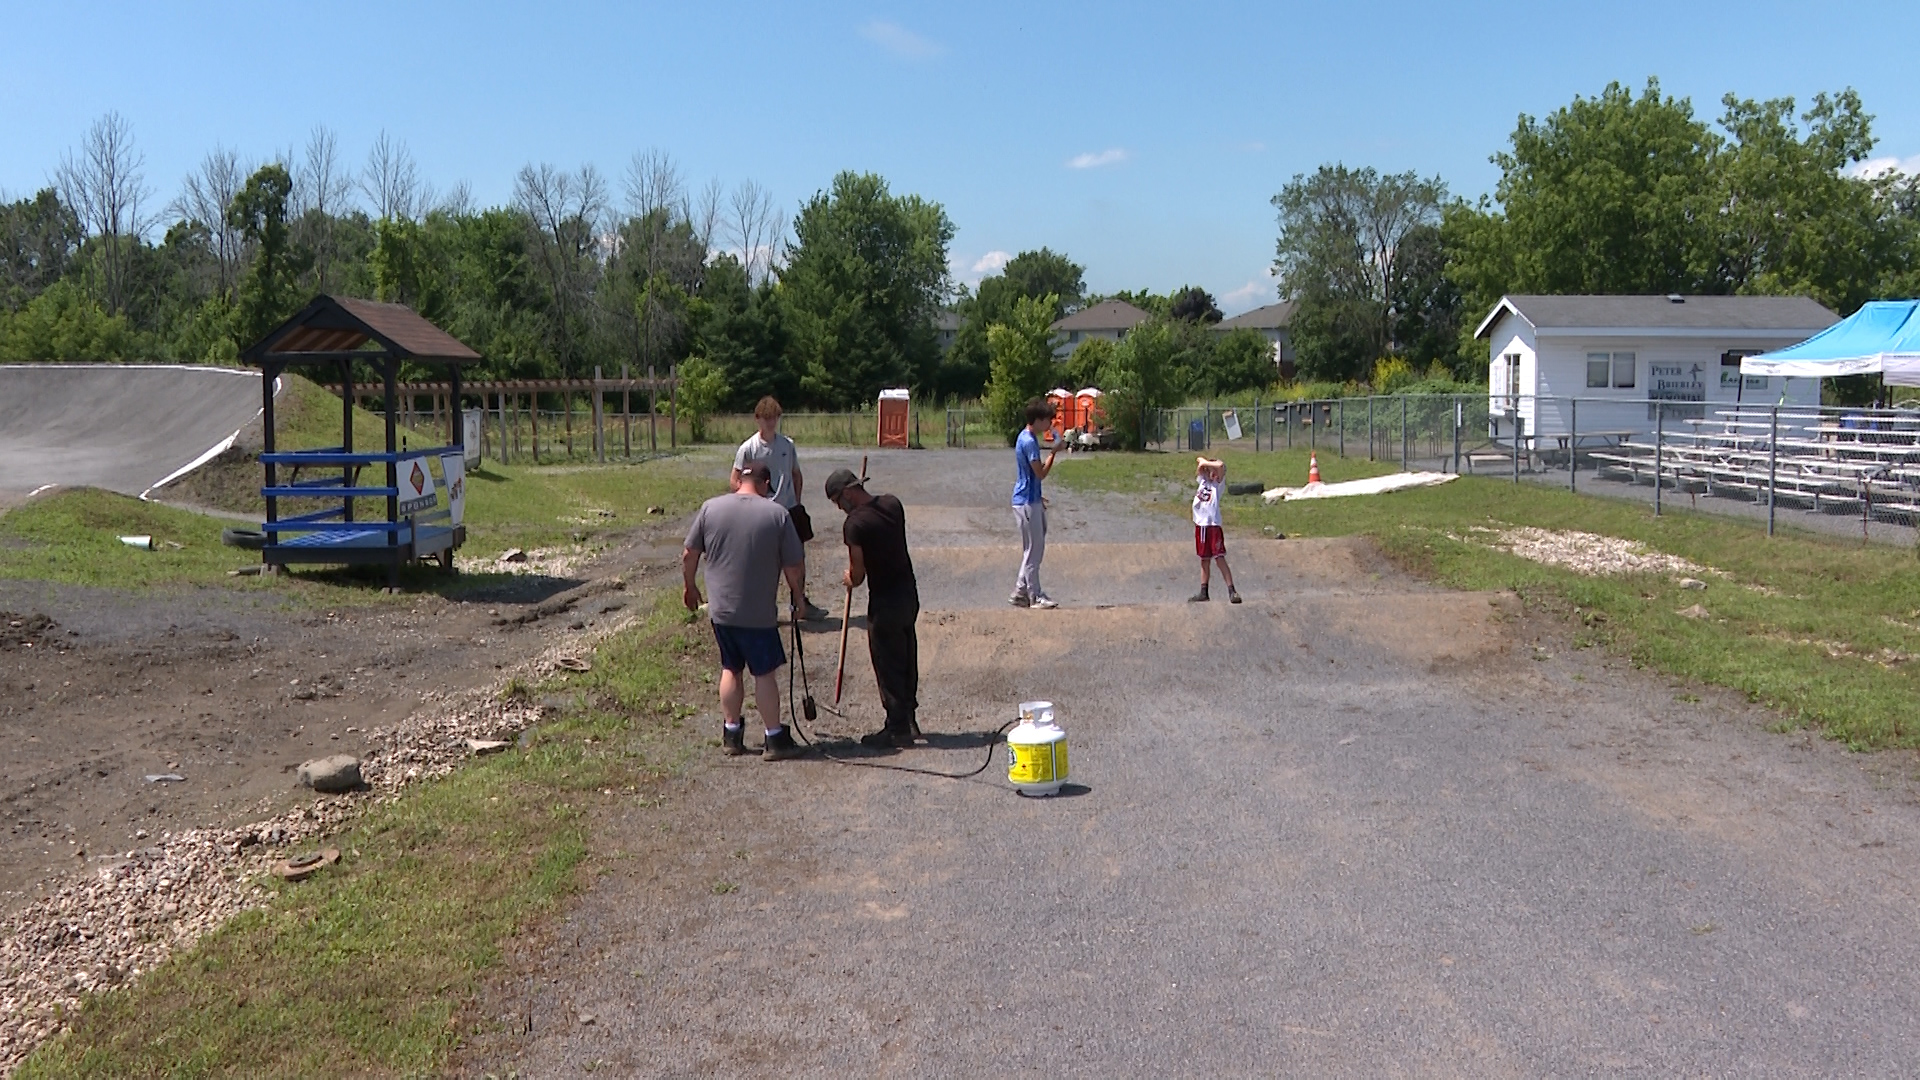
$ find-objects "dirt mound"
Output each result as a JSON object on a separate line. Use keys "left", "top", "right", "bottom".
{"left": 0, "top": 612, "right": 61, "bottom": 651}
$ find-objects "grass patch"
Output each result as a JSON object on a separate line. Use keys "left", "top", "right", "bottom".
{"left": 1056, "top": 448, "right": 1920, "bottom": 749}
{"left": 0, "top": 488, "right": 267, "bottom": 590}
{"left": 0, "top": 453, "right": 717, "bottom": 596}
{"left": 17, "top": 590, "right": 711, "bottom": 1078}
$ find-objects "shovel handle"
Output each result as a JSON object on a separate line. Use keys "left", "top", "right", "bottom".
{"left": 833, "top": 454, "right": 868, "bottom": 705}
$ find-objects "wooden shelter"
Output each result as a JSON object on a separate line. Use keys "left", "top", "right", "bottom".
{"left": 241, "top": 295, "right": 482, "bottom": 587}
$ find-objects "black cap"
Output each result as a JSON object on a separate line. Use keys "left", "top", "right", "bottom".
{"left": 823, "top": 468, "right": 862, "bottom": 501}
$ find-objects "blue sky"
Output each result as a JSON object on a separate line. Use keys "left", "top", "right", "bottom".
{"left": 5, "top": 1, "right": 1916, "bottom": 314}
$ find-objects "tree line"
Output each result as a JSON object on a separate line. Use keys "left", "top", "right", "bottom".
{"left": 1274, "top": 79, "right": 1920, "bottom": 387}
{"left": 0, "top": 118, "right": 973, "bottom": 411}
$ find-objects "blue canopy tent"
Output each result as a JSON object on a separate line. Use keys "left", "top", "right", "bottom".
{"left": 1741, "top": 300, "right": 1920, "bottom": 386}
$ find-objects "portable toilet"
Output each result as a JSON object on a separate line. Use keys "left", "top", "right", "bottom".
{"left": 877, "top": 388, "right": 911, "bottom": 448}
{"left": 1047, "top": 388, "right": 1075, "bottom": 444}
{"left": 1075, "top": 387, "right": 1105, "bottom": 433}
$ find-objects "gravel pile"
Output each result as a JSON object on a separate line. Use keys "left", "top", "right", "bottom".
{"left": 0, "top": 613, "right": 632, "bottom": 1073}
{"left": 1482, "top": 526, "right": 1714, "bottom": 578}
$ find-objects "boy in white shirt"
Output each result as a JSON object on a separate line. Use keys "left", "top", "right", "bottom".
{"left": 732, "top": 396, "right": 830, "bottom": 621}
{"left": 1190, "top": 456, "right": 1240, "bottom": 604}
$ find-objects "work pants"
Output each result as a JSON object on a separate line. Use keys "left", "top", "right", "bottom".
{"left": 867, "top": 597, "right": 920, "bottom": 734}
{"left": 1013, "top": 501, "right": 1046, "bottom": 599}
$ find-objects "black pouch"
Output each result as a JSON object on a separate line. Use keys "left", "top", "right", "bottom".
{"left": 788, "top": 503, "right": 814, "bottom": 543}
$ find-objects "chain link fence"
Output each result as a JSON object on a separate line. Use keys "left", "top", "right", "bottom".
{"left": 1131, "top": 393, "right": 1920, "bottom": 537}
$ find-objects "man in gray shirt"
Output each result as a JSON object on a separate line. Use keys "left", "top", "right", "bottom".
{"left": 683, "top": 462, "right": 808, "bottom": 760}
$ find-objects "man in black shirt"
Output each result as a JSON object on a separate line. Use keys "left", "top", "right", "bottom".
{"left": 824, "top": 467, "right": 920, "bottom": 750}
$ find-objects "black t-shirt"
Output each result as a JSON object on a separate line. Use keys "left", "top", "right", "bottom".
{"left": 844, "top": 493, "right": 917, "bottom": 603}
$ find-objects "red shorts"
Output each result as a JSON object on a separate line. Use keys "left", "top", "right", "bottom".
{"left": 1194, "top": 524, "right": 1226, "bottom": 559}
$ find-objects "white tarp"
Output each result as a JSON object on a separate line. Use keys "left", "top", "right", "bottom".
{"left": 1262, "top": 471, "right": 1457, "bottom": 503}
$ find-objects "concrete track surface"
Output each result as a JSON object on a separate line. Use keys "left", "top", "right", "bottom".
{"left": 0, "top": 364, "right": 267, "bottom": 503}
{"left": 484, "top": 448, "right": 1920, "bottom": 1077}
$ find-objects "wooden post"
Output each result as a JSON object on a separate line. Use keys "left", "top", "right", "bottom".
{"left": 340, "top": 360, "right": 354, "bottom": 523}
{"left": 498, "top": 391, "right": 508, "bottom": 466}
{"left": 565, "top": 384, "right": 575, "bottom": 458}
{"left": 669, "top": 366, "right": 677, "bottom": 448}
{"left": 649, "top": 365, "right": 658, "bottom": 451}
{"left": 530, "top": 392, "right": 540, "bottom": 463}
{"left": 593, "top": 366, "right": 605, "bottom": 463}
{"left": 622, "top": 363, "right": 631, "bottom": 458}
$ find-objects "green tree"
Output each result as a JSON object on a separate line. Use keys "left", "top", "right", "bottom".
{"left": 780, "top": 171, "right": 953, "bottom": 407}
{"left": 985, "top": 293, "right": 1061, "bottom": 438}
{"left": 0, "top": 280, "right": 137, "bottom": 360}
{"left": 1712, "top": 90, "right": 1886, "bottom": 312}
{"left": 1064, "top": 337, "right": 1117, "bottom": 391}
{"left": 1273, "top": 164, "right": 1446, "bottom": 382}
{"left": 1195, "top": 327, "right": 1277, "bottom": 395}
{"left": 675, "top": 355, "right": 730, "bottom": 441}
{"left": 938, "top": 248, "right": 1086, "bottom": 401}
{"left": 1169, "top": 286, "right": 1223, "bottom": 324}
{"left": 0, "top": 189, "right": 82, "bottom": 312}
{"left": 697, "top": 253, "right": 794, "bottom": 409}
{"left": 226, "top": 163, "right": 304, "bottom": 345}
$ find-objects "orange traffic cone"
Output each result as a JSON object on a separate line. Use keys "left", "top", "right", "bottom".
{"left": 1308, "top": 452, "right": 1322, "bottom": 484}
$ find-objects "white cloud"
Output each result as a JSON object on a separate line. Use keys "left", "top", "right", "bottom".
{"left": 1221, "top": 280, "right": 1266, "bottom": 307}
{"left": 1847, "top": 154, "right": 1920, "bottom": 179}
{"left": 971, "top": 250, "right": 1011, "bottom": 274}
{"left": 1066, "top": 148, "right": 1129, "bottom": 170}
{"left": 859, "top": 20, "right": 942, "bottom": 59}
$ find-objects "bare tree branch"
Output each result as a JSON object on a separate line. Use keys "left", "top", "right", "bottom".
{"left": 361, "top": 131, "right": 428, "bottom": 222}
{"left": 55, "top": 111, "right": 153, "bottom": 314}
{"left": 171, "top": 145, "right": 249, "bottom": 303}
{"left": 726, "top": 179, "right": 784, "bottom": 286}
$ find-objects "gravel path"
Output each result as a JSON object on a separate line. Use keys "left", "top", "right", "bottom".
{"left": 475, "top": 447, "right": 1920, "bottom": 1076}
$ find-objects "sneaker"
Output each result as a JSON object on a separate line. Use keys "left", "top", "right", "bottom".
{"left": 762, "top": 726, "right": 805, "bottom": 761}
{"left": 1188, "top": 590, "right": 1210, "bottom": 603}
{"left": 1030, "top": 596, "right": 1059, "bottom": 610}
{"left": 721, "top": 725, "right": 751, "bottom": 757}
{"left": 1228, "top": 588, "right": 1243, "bottom": 604}
{"left": 1008, "top": 593, "right": 1032, "bottom": 608}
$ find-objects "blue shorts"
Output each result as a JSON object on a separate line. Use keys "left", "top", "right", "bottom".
{"left": 712, "top": 623, "right": 787, "bottom": 676}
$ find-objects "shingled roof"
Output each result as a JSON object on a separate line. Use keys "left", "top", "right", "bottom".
{"left": 1216, "top": 301, "right": 1294, "bottom": 331}
{"left": 241, "top": 295, "right": 482, "bottom": 365}
{"left": 1050, "top": 299, "right": 1152, "bottom": 333}
{"left": 1476, "top": 294, "right": 1838, "bottom": 339}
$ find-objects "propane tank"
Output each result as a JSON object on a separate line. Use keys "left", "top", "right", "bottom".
{"left": 1006, "top": 700, "right": 1068, "bottom": 797}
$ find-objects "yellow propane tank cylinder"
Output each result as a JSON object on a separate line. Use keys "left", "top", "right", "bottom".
{"left": 1006, "top": 700, "right": 1068, "bottom": 797}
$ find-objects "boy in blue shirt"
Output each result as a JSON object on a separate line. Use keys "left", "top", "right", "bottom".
{"left": 1011, "top": 397, "right": 1060, "bottom": 609}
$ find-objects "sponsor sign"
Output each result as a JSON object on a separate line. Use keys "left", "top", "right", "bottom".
{"left": 462, "top": 409, "right": 484, "bottom": 467}
{"left": 397, "top": 455, "right": 437, "bottom": 515}
{"left": 1649, "top": 362, "right": 1706, "bottom": 420}
{"left": 440, "top": 453, "right": 467, "bottom": 526}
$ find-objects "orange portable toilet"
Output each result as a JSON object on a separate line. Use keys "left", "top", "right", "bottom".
{"left": 876, "top": 388, "right": 910, "bottom": 448}
{"left": 1046, "top": 388, "right": 1074, "bottom": 444}
{"left": 1075, "top": 388, "right": 1105, "bottom": 433}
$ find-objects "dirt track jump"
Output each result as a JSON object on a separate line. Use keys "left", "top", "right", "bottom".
{"left": 0, "top": 364, "right": 271, "bottom": 504}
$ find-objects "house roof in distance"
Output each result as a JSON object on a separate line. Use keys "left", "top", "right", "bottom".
{"left": 1216, "top": 300, "right": 1294, "bottom": 331}
{"left": 1050, "top": 299, "right": 1151, "bottom": 333}
{"left": 242, "top": 294, "right": 483, "bottom": 366}
{"left": 1476, "top": 294, "right": 1839, "bottom": 339}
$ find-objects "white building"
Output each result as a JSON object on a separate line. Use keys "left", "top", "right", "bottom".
{"left": 1213, "top": 300, "right": 1296, "bottom": 378}
{"left": 1049, "top": 299, "right": 1151, "bottom": 359}
{"left": 1474, "top": 294, "right": 1839, "bottom": 442}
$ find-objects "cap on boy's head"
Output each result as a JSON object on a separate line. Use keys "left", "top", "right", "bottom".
{"left": 823, "top": 468, "right": 862, "bottom": 502}
{"left": 741, "top": 461, "right": 773, "bottom": 488}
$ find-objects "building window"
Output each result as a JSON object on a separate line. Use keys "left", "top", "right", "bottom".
{"left": 1502, "top": 353, "right": 1522, "bottom": 409}
{"left": 1585, "top": 351, "right": 1635, "bottom": 389}
{"left": 1612, "top": 352, "right": 1635, "bottom": 388}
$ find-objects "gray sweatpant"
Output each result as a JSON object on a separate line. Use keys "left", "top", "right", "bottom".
{"left": 1013, "top": 501, "right": 1046, "bottom": 599}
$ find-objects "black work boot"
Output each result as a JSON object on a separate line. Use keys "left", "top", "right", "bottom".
{"left": 721, "top": 724, "right": 751, "bottom": 757}
{"left": 1188, "top": 586, "right": 1210, "bottom": 603}
{"left": 762, "top": 726, "right": 805, "bottom": 761}
{"left": 860, "top": 723, "right": 914, "bottom": 750}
